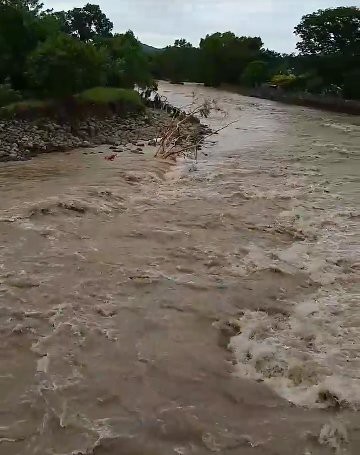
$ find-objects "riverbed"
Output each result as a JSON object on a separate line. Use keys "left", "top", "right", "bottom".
{"left": 0, "top": 82, "right": 359, "bottom": 454}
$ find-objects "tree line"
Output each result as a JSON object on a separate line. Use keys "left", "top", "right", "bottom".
{"left": 151, "top": 7, "right": 360, "bottom": 100}
{"left": 0, "top": 2, "right": 359, "bottom": 107}
{"left": 0, "top": 0, "right": 155, "bottom": 106}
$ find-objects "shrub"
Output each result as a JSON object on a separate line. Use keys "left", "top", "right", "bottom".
{"left": 0, "top": 99, "right": 52, "bottom": 118}
{"left": 27, "top": 34, "right": 108, "bottom": 98}
{"left": 242, "top": 60, "right": 268, "bottom": 87}
{"left": 271, "top": 74, "right": 299, "bottom": 89}
{"left": 78, "top": 87, "right": 143, "bottom": 108}
{"left": 0, "top": 83, "right": 22, "bottom": 107}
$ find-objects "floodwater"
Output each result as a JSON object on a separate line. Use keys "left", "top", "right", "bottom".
{"left": 0, "top": 82, "right": 359, "bottom": 455}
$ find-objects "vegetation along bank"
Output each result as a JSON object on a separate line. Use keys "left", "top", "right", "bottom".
{"left": 150, "top": 7, "right": 360, "bottom": 113}
{"left": 0, "top": 1, "right": 358, "bottom": 163}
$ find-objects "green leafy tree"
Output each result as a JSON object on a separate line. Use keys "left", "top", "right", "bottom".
{"left": 27, "top": 34, "right": 108, "bottom": 97}
{"left": 242, "top": 60, "right": 268, "bottom": 87}
{"left": 1, "top": 0, "right": 44, "bottom": 14}
{"left": 60, "top": 3, "right": 113, "bottom": 42}
{"left": 295, "top": 7, "right": 360, "bottom": 56}
{"left": 200, "top": 32, "right": 263, "bottom": 86}
{"left": 174, "top": 39, "right": 192, "bottom": 48}
{"left": 0, "top": 3, "right": 60, "bottom": 89}
{"left": 150, "top": 38, "right": 201, "bottom": 83}
{"left": 99, "top": 31, "right": 153, "bottom": 88}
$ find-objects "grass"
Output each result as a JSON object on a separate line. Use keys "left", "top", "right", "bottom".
{"left": 1, "top": 99, "right": 52, "bottom": 117}
{"left": 78, "top": 87, "right": 143, "bottom": 107}
{"left": 0, "top": 87, "right": 144, "bottom": 119}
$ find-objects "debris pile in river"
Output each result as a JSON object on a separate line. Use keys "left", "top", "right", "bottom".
{"left": 155, "top": 97, "right": 235, "bottom": 160}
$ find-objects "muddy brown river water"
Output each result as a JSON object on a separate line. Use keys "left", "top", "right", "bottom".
{"left": 0, "top": 82, "right": 359, "bottom": 454}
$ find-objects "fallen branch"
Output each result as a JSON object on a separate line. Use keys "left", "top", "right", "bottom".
{"left": 160, "top": 118, "right": 240, "bottom": 160}
{"left": 155, "top": 96, "right": 238, "bottom": 161}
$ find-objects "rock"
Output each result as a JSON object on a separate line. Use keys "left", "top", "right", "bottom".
{"left": 88, "top": 125, "right": 96, "bottom": 137}
{"left": 136, "top": 142, "right": 145, "bottom": 147}
{"left": 95, "top": 304, "right": 118, "bottom": 317}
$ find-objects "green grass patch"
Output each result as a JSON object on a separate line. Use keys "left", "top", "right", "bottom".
{"left": 0, "top": 87, "right": 144, "bottom": 119}
{"left": 0, "top": 99, "right": 52, "bottom": 118}
{"left": 78, "top": 87, "right": 143, "bottom": 107}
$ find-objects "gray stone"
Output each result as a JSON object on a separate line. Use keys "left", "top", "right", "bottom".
{"left": 88, "top": 126, "right": 96, "bottom": 137}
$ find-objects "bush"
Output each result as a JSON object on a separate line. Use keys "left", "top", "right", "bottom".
{"left": 242, "top": 60, "right": 268, "bottom": 87}
{"left": 0, "top": 83, "right": 22, "bottom": 107}
{"left": 27, "top": 34, "right": 108, "bottom": 98}
{"left": 0, "top": 99, "right": 52, "bottom": 118}
{"left": 78, "top": 87, "right": 143, "bottom": 108}
{"left": 271, "top": 74, "right": 299, "bottom": 89}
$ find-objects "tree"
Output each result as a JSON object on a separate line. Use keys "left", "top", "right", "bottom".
{"left": 295, "top": 7, "right": 360, "bottom": 56}
{"left": 152, "top": 39, "right": 201, "bottom": 83}
{"left": 60, "top": 3, "right": 113, "bottom": 42}
{"left": 174, "top": 39, "right": 192, "bottom": 48}
{"left": 1, "top": 0, "right": 44, "bottom": 14}
{"left": 99, "top": 31, "right": 153, "bottom": 88}
{"left": 242, "top": 60, "right": 268, "bottom": 87}
{"left": 0, "top": 3, "right": 60, "bottom": 89}
{"left": 27, "top": 34, "right": 108, "bottom": 97}
{"left": 200, "top": 32, "right": 263, "bottom": 86}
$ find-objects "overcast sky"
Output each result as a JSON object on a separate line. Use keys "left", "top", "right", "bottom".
{"left": 48, "top": 0, "right": 357, "bottom": 52}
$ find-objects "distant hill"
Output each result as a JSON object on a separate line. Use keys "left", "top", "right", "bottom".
{"left": 141, "top": 43, "right": 163, "bottom": 54}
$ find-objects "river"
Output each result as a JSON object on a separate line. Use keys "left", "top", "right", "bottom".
{"left": 0, "top": 82, "right": 359, "bottom": 454}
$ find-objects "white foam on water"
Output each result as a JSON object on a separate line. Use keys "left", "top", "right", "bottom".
{"left": 229, "top": 199, "right": 360, "bottom": 410}
{"left": 226, "top": 135, "right": 360, "bottom": 409}
{"left": 230, "top": 286, "right": 360, "bottom": 409}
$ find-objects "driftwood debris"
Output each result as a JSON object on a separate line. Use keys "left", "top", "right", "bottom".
{"left": 139, "top": 88, "right": 238, "bottom": 161}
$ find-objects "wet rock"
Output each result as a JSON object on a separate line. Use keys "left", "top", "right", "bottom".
{"left": 88, "top": 125, "right": 96, "bottom": 137}
{"left": 7, "top": 277, "right": 40, "bottom": 288}
{"left": 95, "top": 304, "right": 118, "bottom": 317}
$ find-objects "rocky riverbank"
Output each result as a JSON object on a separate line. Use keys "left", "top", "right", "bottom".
{"left": 0, "top": 108, "right": 205, "bottom": 162}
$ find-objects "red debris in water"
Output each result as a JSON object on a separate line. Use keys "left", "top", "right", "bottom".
{"left": 105, "top": 154, "right": 117, "bottom": 161}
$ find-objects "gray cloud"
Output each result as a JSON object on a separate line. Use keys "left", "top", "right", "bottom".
{"left": 48, "top": 0, "right": 356, "bottom": 52}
